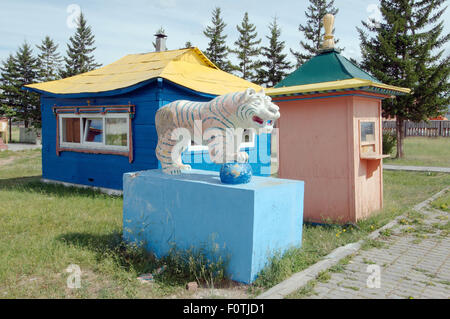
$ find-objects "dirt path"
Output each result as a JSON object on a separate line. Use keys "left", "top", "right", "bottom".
{"left": 0, "top": 157, "right": 16, "bottom": 167}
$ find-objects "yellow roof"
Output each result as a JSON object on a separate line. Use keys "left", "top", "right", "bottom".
{"left": 25, "top": 48, "right": 261, "bottom": 96}
{"left": 266, "top": 78, "right": 411, "bottom": 96}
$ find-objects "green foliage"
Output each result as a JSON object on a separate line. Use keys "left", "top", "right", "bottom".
{"left": 159, "top": 245, "right": 228, "bottom": 288}
{"left": 316, "top": 270, "right": 331, "bottom": 282}
{"left": 286, "top": 279, "right": 318, "bottom": 298}
{"left": 0, "top": 55, "right": 18, "bottom": 118}
{"left": 358, "top": 0, "right": 450, "bottom": 158}
{"left": 382, "top": 131, "right": 397, "bottom": 155}
{"left": 256, "top": 18, "right": 292, "bottom": 87}
{"left": 36, "top": 36, "right": 62, "bottom": 82}
{"left": 203, "top": 7, "right": 233, "bottom": 72}
{"left": 291, "top": 0, "right": 341, "bottom": 67}
{"left": 61, "top": 12, "right": 101, "bottom": 78}
{"left": 230, "top": 12, "right": 261, "bottom": 81}
{"left": 0, "top": 43, "right": 40, "bottom": 127}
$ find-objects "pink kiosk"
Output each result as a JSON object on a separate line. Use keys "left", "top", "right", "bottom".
{"left": 267, "top": 15, "right": 410, "bottom": 224}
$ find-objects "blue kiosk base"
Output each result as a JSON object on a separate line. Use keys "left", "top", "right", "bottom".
{"left": 123, "top": 169, "right": 304, "bottom": 284}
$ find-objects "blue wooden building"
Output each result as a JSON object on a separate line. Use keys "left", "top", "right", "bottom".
{"left": 24, "top": 48, "right": 271, "bottom": 192}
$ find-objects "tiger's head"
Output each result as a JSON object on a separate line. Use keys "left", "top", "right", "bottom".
{"left": 237, "top": 88, "right": 280, "bottom": 133}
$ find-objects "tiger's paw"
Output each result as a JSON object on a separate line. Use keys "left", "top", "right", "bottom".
{"left": 163, "top": 166, "right": 182, "bottom": 175}
{"left": 236, "top": 152, "right": 249, "bottom": 163}
{"left": 162, "top": 164, "right": 191, "bottom": 175}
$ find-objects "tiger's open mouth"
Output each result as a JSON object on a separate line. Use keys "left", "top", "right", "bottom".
{"left": 252, "top": 116, "right": 264, "bottom": 125}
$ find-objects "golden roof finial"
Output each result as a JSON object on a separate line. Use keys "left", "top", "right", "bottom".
{"left": 321, "top": 13, "right": 335, "bottom": 50}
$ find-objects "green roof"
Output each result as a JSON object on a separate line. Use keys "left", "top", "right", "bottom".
{"left": 275, "top": 49, "right": 380, "bottom": 88}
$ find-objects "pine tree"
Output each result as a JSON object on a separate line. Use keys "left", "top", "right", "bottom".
{"left": 0, "top": 54, "right": 19, "bottom": 121}
{"left": 36, "top": 36, "right": 62, "bottom": 82}
{"left": 358, "top": 0, "right": 450, "bottom": 158}
{"left": 230, "top": 12, "right": 261, "bottom": 81}
{"left": 3, "top": 43, "right": 40, "bottom": 128}
{"left": 61, "top": 12, "right": 101, "bottom": 78}
{"left": 291, "top": 0, "right": 341, "bottom": 67}
{"left": 203, "top": 7, "right": 232, "bottom": 72}
{"left": 180, "top": 41, "right": 192, "bottom": 49}
{"left": 256, "top": 18, "right": 292, "bottom": 87}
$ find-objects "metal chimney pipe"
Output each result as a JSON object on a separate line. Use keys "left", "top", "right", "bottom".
{"left": 155, "top": 33, "right": 167, "bottom": 52}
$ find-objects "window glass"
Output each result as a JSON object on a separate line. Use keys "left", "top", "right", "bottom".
{"left": 361, "top": 122, "right": 375, "bottom": 143}
{"left": 84, "top": 118, "right": 103, "bottom": 143}
{"left": 62, "top": 118, "right": 80, "bottom": 143}
{"left": 105, "top": 118, "right": 128, "bottom": 146}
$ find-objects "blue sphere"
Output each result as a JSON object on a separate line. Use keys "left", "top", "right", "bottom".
{"left": 220, "top": 162, "right": 252, "bottom": 184}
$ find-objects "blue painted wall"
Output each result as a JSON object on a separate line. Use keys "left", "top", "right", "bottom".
{"left": 40, "top": 79, "right": 272, "bottom": 190}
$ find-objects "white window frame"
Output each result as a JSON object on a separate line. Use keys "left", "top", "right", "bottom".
{"left": 59, "top": 113, "right": 130, "bottom": 152}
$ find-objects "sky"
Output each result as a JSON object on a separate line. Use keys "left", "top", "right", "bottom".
{"left": 1, "top": 0, "right": 449, "bottom": 68}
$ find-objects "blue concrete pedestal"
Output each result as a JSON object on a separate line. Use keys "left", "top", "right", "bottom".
{"left": 123, "top": 169, "right": 304, "bottom": 284}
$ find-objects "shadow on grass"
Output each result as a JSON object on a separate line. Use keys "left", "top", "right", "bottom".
{"left": 0, "top": 176, "right": 120, "bottom": 199}
{"left": 0, "top": 175, "right": 42, "bottom": 187}
{"left": 57, "top": 231, "right": 231, "bottom": 288}
{"left": 56, "top": 231, "right": 159, "bottom": 276}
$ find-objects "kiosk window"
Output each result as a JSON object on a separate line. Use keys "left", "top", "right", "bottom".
{"left": 361, "top": 122, "right": 375, "bottom": 143}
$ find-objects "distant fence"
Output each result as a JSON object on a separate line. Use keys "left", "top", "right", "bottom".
{"left": 382, "top": 120, "right": 450, "bottom": 137}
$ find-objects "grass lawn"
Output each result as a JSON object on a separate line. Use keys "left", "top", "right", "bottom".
{"left": 1, "top": 150, "right": 449, "bottom": 298}
{"left": 383, "top": 137, "right": 450, "bottom": 167}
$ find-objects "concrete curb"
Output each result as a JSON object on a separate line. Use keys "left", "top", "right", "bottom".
{"left": 256, "top": 186, "right": 450, "bottom": 299}
{"left": 41, "top": 178, "right": 123, "bottom": 196}
{"left": 413, "top": 186, "right": 449, "bottom": 212}
{"left": 383, "top": 165, "right": 450, "bottom": 173}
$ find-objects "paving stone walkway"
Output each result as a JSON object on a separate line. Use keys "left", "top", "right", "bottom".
{"left": 301, "top": 198, "right": 449, "bottom": 299}
{"left": 3, "top": 143, "right": 42, "bottom": 152}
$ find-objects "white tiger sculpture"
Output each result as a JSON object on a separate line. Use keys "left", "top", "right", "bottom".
{"left": 155, "top": 88, "right": 280, "bottom": 175}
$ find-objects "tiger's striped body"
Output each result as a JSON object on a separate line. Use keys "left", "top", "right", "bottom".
{"left": 155, "top": 88, "right": 280, "bottom": 175}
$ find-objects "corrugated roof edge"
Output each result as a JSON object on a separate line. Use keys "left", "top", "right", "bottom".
{"left": 266, "top": 78, "right": 411, "bottom": 97}
{"left": 23, "top": 77, "right": 218, "bottom": 99}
